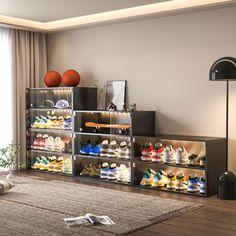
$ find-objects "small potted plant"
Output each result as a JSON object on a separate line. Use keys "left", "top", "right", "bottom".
{"left": 0, "top": 143, "right": 21, "bottom": 182}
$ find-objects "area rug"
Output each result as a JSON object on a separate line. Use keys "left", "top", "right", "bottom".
{"left": 0, "top": 176, "right": 202, "bottom": 236}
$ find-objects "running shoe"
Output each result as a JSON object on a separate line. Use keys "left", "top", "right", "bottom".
{"left": 63, "top": 115, "right": 72, "bottom": 129}
{"left": 48, "top": 156, "right": 57, "bottom": 172}
{"left": 100, "top": 140, "right": 109, "bottom": 157}
{"left": 175, "top": 145, "right": 188, "bottom": 165}
{"left": 141, "top": 142, "right": 153, "bottom": 161}
{"left": 33, "top": 134, "right": 43, "bottom": 149}
{"left": 151, "top": 142, "right": 165, "bottom": 162}
{"left": 118, "top": 141, "right": 127, "bottom": 159}
{"left": 107, "top": 163, "right": 119, "bottom": 180}
{"left": 39, "top": 134, "right": 49, "bottom": 150}
{"left": 53, "top": 157, "right": 64, "bottom": 173}
{"left": 174, "top": 173, "right": 187, "bottom": 190}
{"left": 188, "top": 173, "right": 200, "bottom": 192}
{"left": 39, "top": 156, "right": 49, "bottom": 171}
{"left": 90, "top": 142, "right": 101, "bottom": 156}
{"left": 151, "top": 169, "right": 167, "bottom": 187}
{"left": 31, "top": 157, "right": 41, "bottom": 169}
{"left": 100, "top": 162, "right": 109, "bottom": 179}
{"left": 188, "top": 154, "right": 198, "bottom": 166}
{"left": 117, "top": 164, "right": 129, "bottom": 182}
{"left": 45, "top": 136, "right": 54, "bottom": 150}
{"left": 108, "top": 141, "right": 118, "bottom": 158}
{"left": 163, "top": 145, "right": 175, "bottom": 164}
{"left": 166, "top": 172, "right": 176, "bottom": 189}
{"left": 140, "top": 169, "right": 156, "bottom": 186}
{"left": 80, "top": 140, "right": 92, "bottom": 155}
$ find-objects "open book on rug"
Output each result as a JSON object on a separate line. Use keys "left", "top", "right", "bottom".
{"left": 64, "top": 213, "right": 115, "bottom": 228}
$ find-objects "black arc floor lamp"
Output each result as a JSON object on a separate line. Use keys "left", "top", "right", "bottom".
{"left": 209, "top": 56, "right": 236, "bottom": 200}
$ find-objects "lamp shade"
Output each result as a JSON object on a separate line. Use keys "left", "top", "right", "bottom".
{"left": 209, "top": 57, "right": 236, "bottom": 81}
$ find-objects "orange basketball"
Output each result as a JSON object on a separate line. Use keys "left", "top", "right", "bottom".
{"left": 62, "top": 69, "right": 80, "bottom": 87}
{"left": 44, "top": 71, "right": 62, "bottom": 87}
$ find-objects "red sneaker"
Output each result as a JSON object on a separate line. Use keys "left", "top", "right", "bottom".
{"left": 39, "top": 134, "right": 49, "bottom": 150}
{"left": 33, "top": 134, "right": 43, "bottom": 149}
{"left": 141, "top": 142, "right": 153, "bottom": 161}
{"left": 151, "top": 143, "right": 165, "bottom": 162}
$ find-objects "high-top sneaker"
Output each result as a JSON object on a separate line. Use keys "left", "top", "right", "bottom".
{"left": 107, "top": 163, "right": 119, "bottom": 180}
{"left": 166, "top": 172, "right": 176, "bottom": 189}
{"left": 175, "top": 146, "right": 188, "bottom": 165}
{"left": 140, "top": 169, "right": 156, "bottom": 186}
{"left": 188, "top": 173, "right": 200, "bottom": 193}
{"left": 118, "top": 141, "right": 127, "bottom": 159}
{"left": 108, "top": 141, "right": 118, "bottom": 158}
{"left": 39, "top": 134, "right": 49, "bottom": 150}
{"left": 117, "top": 164, "right": 129, "bottom": 182}
{"left": 100, "top": 162, "right": 109, "bottom": 179}
{"left": 151, "top": 169, "right": 167, "bottom": 187}
{"left": 200, "top": 177, "right": 206, "bottom": 194}
{"left": 151, "top": 143, "right": 165, "bottom": 162}
{"left": 100, "top": 140, "right": 109, "bottom": 157}
{"left": 188, "top": 154, "right": 198, "bottom": 166}
{"left": 174, "top": 173, "right": 187, "bottom": 191}
{"left": 163, "top": 145, "right": 175, "bottom": 164}
{"left": 141, "top": 142, "right": 153, "bottom": 161}
{"left": 33, "top": 134, "right": 43, "bottom": 149}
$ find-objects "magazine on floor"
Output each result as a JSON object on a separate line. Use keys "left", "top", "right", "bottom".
{"left": 64, "top": 213, "right": 115, "bottom": 228}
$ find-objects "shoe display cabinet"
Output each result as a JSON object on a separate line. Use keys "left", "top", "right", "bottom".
{"left": 133, "top": 135, "right": 226, "bottom": 197}
{"left": 25, "top": 87, "right": 226, "bottom": 197}
{"left": 26, "top": 87, "right": 97, "bottom": 176}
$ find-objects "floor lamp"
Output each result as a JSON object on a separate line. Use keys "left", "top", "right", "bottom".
{"left": 209, "top": 56, "right": 236, "bottom": 200}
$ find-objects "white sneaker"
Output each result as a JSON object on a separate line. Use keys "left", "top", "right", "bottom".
{"left": 108, "top": 141, "right": 118, "bottom": 158}
{"left": 118, "top": 141, "right": 127, "bottom": 159}
{"left": 107, "top": 163, "right": 119, "bottom": 180}
{"left": 100, "top": 140, "right": 109, "bottom": 157}
{"left": 54, "top": 137, "right": 65, "bottom": 151}
{"left": 45, "top": 136, "right": 54, "bottom": 150}
{"left": 163, "top": 145, "right": 175, "bottom": 163}
{"left": 175, "top": 146, "right": 188, "bottom": 165}
{"left": 117, "top": 164, "right": 129, "bottom": 182}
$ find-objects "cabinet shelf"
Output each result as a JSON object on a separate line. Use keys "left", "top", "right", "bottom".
{"left": 30, "top": 169, "right": 72, "bottom": 176}
{"left": 134, "top": 159, "right": 205, "bottom": 170}
{"left": 75, "top": 154, "right": 131, "bottom": 163}
{"left": 74, "top": 132, "right": 131, "bottom": 138}
{"left": 28, "top": 128, "right": 72, "bottom": 134}
{"left": 28, "top": 149, "right": 72, "bottom": 156}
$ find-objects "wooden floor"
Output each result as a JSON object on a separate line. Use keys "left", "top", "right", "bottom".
{"left": 11, "top": 171, "right": 236, "bottom": 236}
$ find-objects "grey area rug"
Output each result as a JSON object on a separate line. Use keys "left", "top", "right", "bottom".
{"left": 0, "top": 176, "right": 201, "bottom": 236}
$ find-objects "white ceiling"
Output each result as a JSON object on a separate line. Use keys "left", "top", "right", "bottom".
{"left": 0, "top": 0, "right": 164, "bottom": 22}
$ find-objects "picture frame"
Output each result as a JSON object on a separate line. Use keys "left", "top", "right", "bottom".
{"left": 105, "top": 80, "right": 126, "bottom": 111}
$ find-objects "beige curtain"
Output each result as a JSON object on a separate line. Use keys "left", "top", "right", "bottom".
{"left": 11, "top": 29, "right": 47, "bottom": 168}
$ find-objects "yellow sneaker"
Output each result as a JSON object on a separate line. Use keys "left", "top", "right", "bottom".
{"left": 54, "top": 157, "right": 64, "bottom": 173}
{"left": 48, "top": 156, "right": 57, "bottom": 172}
{"left": 140, "top": 169, "right": 156, "bottom": 186}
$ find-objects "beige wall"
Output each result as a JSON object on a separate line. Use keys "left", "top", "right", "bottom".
{"left": 46, "top": 7, "right": 236, "bottom": 173}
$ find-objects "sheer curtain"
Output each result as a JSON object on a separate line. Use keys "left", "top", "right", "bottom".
{"left": 0, "top": 28, "right": 12, "bottom": 148}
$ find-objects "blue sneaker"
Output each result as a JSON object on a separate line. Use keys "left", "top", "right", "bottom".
{"left": 80, "top": 141, "right": 92, "bottom": 155}
{"left": 90, "top": 143, "right": 101, "bottom": 156}
{"left": 188, "top": 173, "right": 200, "bottom": 192}
{"left": 100, "top": 162, "right": 109, "bottom": 179}
{"left": 108, "top": 163, "right": 119, "bottom": 180}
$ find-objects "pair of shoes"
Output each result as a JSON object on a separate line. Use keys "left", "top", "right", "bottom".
{"left": 45, "top": 137, "right": 65, "bottom": 151}
{"left": 100, "top": 140, "right": 131, "bottom": 159}
{"left": 80, "top": 140, "right": 101, "bottom": 156}
{"left": 33, "top": 134, "right": 49, "bottom": 150}
{"left": 141, "top": 142, "right": 166, "bottom": 163}
{"left": 62, "top": 158, "right": 72, "bottom": 174}
{"left": 140, "top": 169, "right": 167, "bottom": 187}
{"left": 80, "top": 163, "right": 101, "bottom": 178}
{"left": 187, "top": 173, "right": 200, "bottom": 192}
{"left": 31, "top": 116, "right": 50, "bottom": 129}
{"left": 31, "top": 156, "right": 50, "bottom": 171}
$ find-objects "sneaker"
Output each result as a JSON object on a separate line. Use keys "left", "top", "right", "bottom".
{"left": 151, "top": 169, "right": 167, "bottom": 187}
{"left": 174, "top": 173, "right": 187, "bottom": 190}
{"left": 31, "top": 116, "right": 41, "bottom": 128}
{"left": 141, "top": 142, "right": 153, "bottom": 161}
{"left": 90, "top": 163, "right": 101, "bottom": 178}
{"left": 127, "top": 167, "right": 131, "bottom": 183}
{"left": 175, "top": 146, "right": 188, "bottom": 165}
{"left": 90, "top": 142, "right": 101, "bottom": 156}
{"left": 140, "top": 169, "right": 156, "bottom": 186}
{"left": 62, "top": 159, "right": 72, "bottom": 174}
{"left": 80, "top": 140, "right": 92, "bottom": 155}
{"left": 39, "top": 156, "right": 49, "bottom": 171}
{"left": 188, "top": 173, "right": 200, "bottom": 192}
{"left": 100, "top": 162, "right": 109, "bottom": 179}
{"left": 200, "top": 177, "right": 206, "bottom": 194}
{"left": 39, "top": 116, "right": 49, "bottom": 129}
{"left": 117, "top": 164, "right": 129, "bottom": 182}
{"left": 107, "top": 141, "right": 118, "bottom": 158}
{"left": 126, "top": 143, "right": 131, "bottom": 160}
{"left": 100, "top": 140, "right": 109, "bottom": 157}
{"left": 151, "top": 143, "right": 165, "bottom": 162}
{"left": 80, "top": 163, "right": 94, "bottom": 176}
{"left": 54, "top": 137, "right": 65, "bottom": 151}
{"left": 45, "top": 136, "right": 54, "bottom": 150}
{"left": 63, "top": 115, "right": 72, "bottom": 129}
{"left": 188, "top": 154, "right": 198, "bottom": 166}
{"left": 48, "top": 156, "right": 57, "bottom": 172}
{"left": 39, "top": 134, "right": 49, "bottom": 150}
{"left": 31, "top": 157, "right": 41, "bottom": 169}
{"left": 199, "top": 156, "right": 206, "bottom": 167}
{"left": 33, "top": 134, "right": 43, "bottom": 149}
{"left": 166, "top": 172, "right": 176, "bottom": 189}
{"left": 107, "top": 163, "right": 119, "bottom": 180}
{"left": 54, "top": 157, "right": 64, "bottom": 173}
{"left": 163, "top": 145, "right": 175, "bottom": 164}
{"left": 118, "top": 141, "right": 127, "bottom": 159}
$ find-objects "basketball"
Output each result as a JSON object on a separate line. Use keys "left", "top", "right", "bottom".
{"left": 62, "top": 69, "right": 80, "bottom": 87}
{"left": 44, "top": 71, "right": 62, "bottom": 87}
